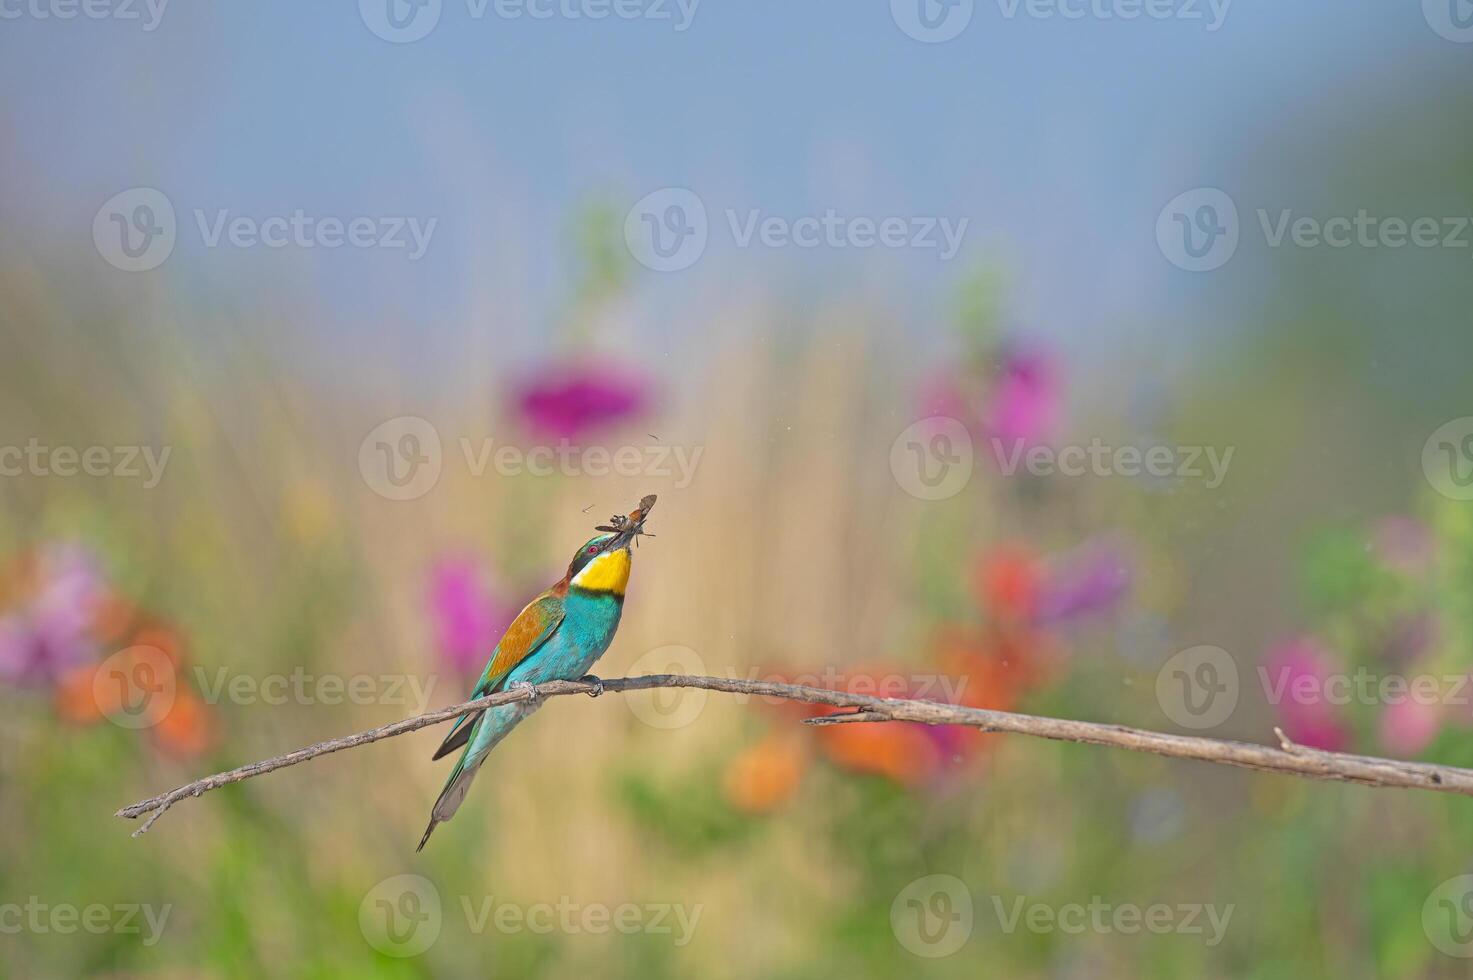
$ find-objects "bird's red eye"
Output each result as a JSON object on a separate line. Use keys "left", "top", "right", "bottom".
{"left": 587, "top": 545, "right": 598, "bottom": 554}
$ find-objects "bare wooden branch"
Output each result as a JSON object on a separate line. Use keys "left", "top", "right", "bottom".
{"left": 116, "top": 673, "right": 1473, "bottom": 836}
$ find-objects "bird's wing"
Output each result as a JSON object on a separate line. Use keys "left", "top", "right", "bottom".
{"left": 430, "top": 590, "right": 566, "bottom": 761}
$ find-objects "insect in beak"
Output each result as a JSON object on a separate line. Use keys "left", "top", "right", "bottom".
{"left": 595, "top": 494, "right": 658, "bottom": 549}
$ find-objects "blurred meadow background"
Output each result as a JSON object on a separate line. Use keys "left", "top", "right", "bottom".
{"left": 4, "top": 1, "right": 1473, "bottom": 976}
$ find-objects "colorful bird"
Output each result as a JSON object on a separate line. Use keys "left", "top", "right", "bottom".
{"left": 418, "top": 495, "right": 657, "bottom": 851}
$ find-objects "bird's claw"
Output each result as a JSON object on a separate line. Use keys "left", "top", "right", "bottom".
{"left": 579, "top": 675, "right": 605, "bottom": 698}
{"left": 509, "top": 680, "right": 539, "bottom": 703}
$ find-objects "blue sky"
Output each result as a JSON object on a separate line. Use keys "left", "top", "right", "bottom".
{"left": 0, "top": 1, "right": 1457, "bottom": 372}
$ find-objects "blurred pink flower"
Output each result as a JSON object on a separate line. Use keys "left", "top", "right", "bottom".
{"left": 1264, "top": 637, "right": 1349, "bottom": 752}
{"left": 1035, "top": 542, "right": 1133, "bottom": 625}
{"left": 984, "top": 342, "right": 1061, "bottom": 451}
{"left": 429, "top": 558, "right": 517, "bottom": 675}
{"left": 514, "top": 363, "right": 650, "bottom": 441}
{"left": 0, "top": 543, "right": 107, "bottom": 688}
{"left": 1373, "top": 516, "right": 1434, "bottom": 575}
{"left": 1380, "top": 697, "right": 1443, "bottom": 757}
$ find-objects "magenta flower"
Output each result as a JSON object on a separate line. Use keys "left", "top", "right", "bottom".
{"left": 514, "top": 363, "right": 650, "bottom": 441}
{"left": 428, "top": 558, "right": 517, "bottom": 675}
{"left": 1035, "top": 542, "right": 1132, "bottom": 625}
{"left": 984, "top": 342, "right": 1061, "bottom": 451}
{"left": 1380, "top": 697, "right": 1443, "bottom": 757}
{"left": 0, "top": 543, "right": 106, "bottom": 688}
{"left": 1263, "top": 638, "right": 1349, "bottom": 752}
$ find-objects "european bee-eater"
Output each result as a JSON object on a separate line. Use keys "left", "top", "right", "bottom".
{"left": 418, "top": 494, "right": 657, "bottom": 851}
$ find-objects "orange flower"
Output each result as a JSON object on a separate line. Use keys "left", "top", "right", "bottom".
{"left": 54, "top": 665, "right": 104, "bottom": 725}
{"left": 974, "top": 546, "right": 1040, "bottom": 621}
{"left": 153, "top": 689, "right": 215, "bottom": 758}
{"left": 818, "top": 721, "right": 941, "bottom": 786}
{"left": 130, "top": 622, "right": 186, "bottom": 671}
{"left": 724, "top": 733, "right": 808, "bottom": 813}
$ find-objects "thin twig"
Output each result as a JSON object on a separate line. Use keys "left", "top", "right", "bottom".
{"left": 116, "top": 674, "right": 1473, "bottom": 836}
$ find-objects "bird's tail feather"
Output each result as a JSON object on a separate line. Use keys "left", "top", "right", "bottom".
{"left": 417, "top": 701, "right": 539, "bottom": 851}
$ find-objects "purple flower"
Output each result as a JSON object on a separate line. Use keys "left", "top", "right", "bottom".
{"left": 1035, "top": 543, "right": 1132, "bottom": 625}
{"left": 1380, "top": 697, "right": 1443, "bottom": 757}
{"left": 514, "top": 363, "right": 650, "bottom": 441}
{"left": 1264, "top": 638, "right": 1348, "bottom": 752}
{"left": 984, "top": 342, "right": 1061, "bottom": 451}
{"left": 429, "top": 557, "right": 517, "bottom": 675}
{"left": 0, "top": 543, "right": 106, "bottom": 688}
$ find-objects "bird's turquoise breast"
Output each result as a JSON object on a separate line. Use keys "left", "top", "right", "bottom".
{"left": 505, "top": 591, "right": 623, "bottom": 686}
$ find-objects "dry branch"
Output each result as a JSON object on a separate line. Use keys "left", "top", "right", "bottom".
{"left": 116, "top": 673, "right": 1473, "bottom": 837}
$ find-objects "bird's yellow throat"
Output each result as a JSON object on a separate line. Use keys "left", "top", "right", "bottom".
{"left": 571, "top": 548, "right": 631, "bottom": 595}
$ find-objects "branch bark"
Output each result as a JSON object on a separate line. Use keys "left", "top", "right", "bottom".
{"left": 116, "top": 673, "right": 1473, "bottom": 836}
